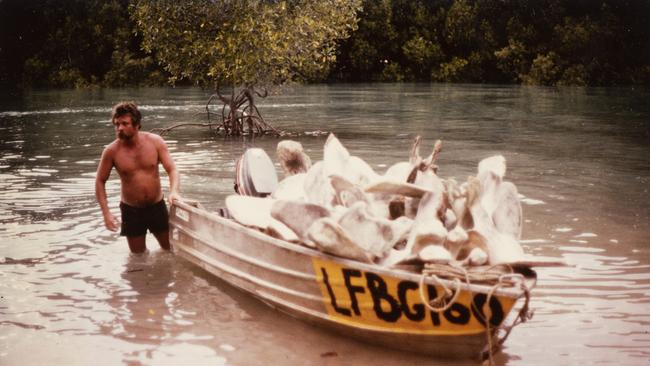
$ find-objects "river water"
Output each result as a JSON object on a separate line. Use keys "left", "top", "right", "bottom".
{"left": 1, "top": 84, "right": 649, "bottom": 365}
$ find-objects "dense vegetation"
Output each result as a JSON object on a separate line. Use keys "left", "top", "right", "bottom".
{"left": 333, "top": 0, "right": 650, "bottom": 85}
{"left": 2, "top": 0, "right": 650, "bottom": 90}
{"left": 0, "top": 0, "right": 166, "bottom": 89}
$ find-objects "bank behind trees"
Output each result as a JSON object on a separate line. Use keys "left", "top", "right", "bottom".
{"left": 1, "top": 0, "right": 650, "bottom": 90}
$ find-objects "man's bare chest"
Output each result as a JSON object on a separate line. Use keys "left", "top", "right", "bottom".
{"left": 114, "top": 145, "right": 159, "bottom": 175}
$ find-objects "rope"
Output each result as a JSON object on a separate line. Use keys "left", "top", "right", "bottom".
{"left": 423, "top": 262, "right": 515, "bottom": 284}
{"left": 482, "top": 273, "right": 533, "bottom": 365}
{"left": 418, "top": 263, "right": 534, "bottom": 365}
{"left": 418, "top": 273, "right": 462, "bottom": 312}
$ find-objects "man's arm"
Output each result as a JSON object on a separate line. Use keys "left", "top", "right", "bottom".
{"left": 156, "top": 136, "right": 181, "bottom": 204}
{"left": 95, "top": 147, "right": 119, "bottom": 231}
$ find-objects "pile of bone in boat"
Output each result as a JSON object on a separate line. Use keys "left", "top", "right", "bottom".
{"left": 226, "top": 133, "right": 527, "bottom": 269}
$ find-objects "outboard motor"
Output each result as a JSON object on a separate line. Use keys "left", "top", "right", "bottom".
{"left": 235, "top": 148, "right": 278, "bottom": 197}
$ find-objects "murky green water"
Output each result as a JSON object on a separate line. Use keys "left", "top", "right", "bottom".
{"left": 1, "top": 84, "right": 649, "bottom": 365}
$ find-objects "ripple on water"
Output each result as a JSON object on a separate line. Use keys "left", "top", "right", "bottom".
{"left": 125, "top": 343, "right": 226, "bottom": 365}
{"left": 555, "top": 227, "right": 573, "bottom": 233}
{"left": 219, "top": 343, "right": 236, "bottom": 352}
{"left": 575, "top": 232, "right": 598, "bottom": 238}
{"left": 521, "top": 197, "right": 546, "bottom": 205}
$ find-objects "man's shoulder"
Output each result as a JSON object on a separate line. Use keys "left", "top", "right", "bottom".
{"left": 141, "top": 131, "right": 164, "bottom": 143}
{"left": 141, "top": 132, "right": 168, "bottom": 149}
{"left": 102, "top": 140, "right": 120, "bottom": 155}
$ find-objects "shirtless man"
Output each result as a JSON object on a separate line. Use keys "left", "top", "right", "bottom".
{"left": 95, "top": 102, "right": 181, "bottom": 253}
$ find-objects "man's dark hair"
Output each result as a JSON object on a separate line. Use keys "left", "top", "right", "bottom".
{"left": 112, "top": 102, "right": 142, "bottom": 128}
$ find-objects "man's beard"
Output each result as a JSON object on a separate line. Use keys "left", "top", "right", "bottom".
{"left": 118, "top": 132, "right": 132, "bottom": 140}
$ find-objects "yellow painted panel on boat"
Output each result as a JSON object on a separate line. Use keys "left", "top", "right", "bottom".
{"left": 311, "top": 257, "right": 517, "bottom": 335}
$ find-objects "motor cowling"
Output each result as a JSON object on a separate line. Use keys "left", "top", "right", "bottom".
{"left": 235, "top": 148, "right": 278, "bottom": 197}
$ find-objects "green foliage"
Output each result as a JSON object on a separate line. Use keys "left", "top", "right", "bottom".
{"left": 349, "top": 39, "right": 382, "bottom": 76}
{"left": 131, "top": 0, "right": 362, "bottom": 88}
{"left": 444, "top": 0, "right": 477, "bottom": 54}
{"left": 433, "top": 56, "right": 468, "bottom": 82}
{"left": 521, "top": 52, "right": 561, "bottom": 85}
{"left": 0, "top": 0, "right": 168, "bottom": 89}
{"left": 331, "top": 0, "right": 650, "bottom": 86}
{"left": 51, "top": 68, "right": 92, "bottom": 89}
{"left": 334, "top": 0, "right": 397, "bottom": 81}
{"left": 494, "top": 39, "right": 529, "bottom": 83}
{"left": 3, "top": 0, "right": 650, "bottom": 88}
{"left": 558, "top": 64, "right": 588, "bottom": 86}
{"left": 380, "top": 62, "right": 405, "bottom": 82}
{"left": 104, "top": 51, "right": 167, "bottom": 87}
{"left": 402, "top": 36, "right": 443, "bottom": 79}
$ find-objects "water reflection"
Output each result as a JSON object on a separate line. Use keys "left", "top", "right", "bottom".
{"left": 109, "top": 252, "right": 177, "bottom": 342}
{"left": 101, "top": 251, "right": 226, "bottom": 365}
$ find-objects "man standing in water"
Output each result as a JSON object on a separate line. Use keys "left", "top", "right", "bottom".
{"left": 95, "top": 102, "right": 181, "bottom": 253}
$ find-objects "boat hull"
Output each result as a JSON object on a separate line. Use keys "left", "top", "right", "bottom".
{"left": 169, "top": 201, "right": 530, "bottom": 358}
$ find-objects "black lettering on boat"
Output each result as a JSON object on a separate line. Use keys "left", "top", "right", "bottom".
{"left": 397, "top": 280, "right": 425, "bottom": 322}
{"left": 319, "top": 263, "right": 504, "bottom": 329}
{"left": 425, "top": 284, "right": 470, "bottom": 326}
{"left": 342, "top": 268, "right": 365, "bottom": 316}
{"left": 366, "top": 272, "right": 402, "bottom": 322}
{"left": 471, "top": 293, "right": 505, "bottom": 327}
{"left": 321, "top": 267, "right": 351, "bottom": 316}
{"left": 443, "top": 303, "right": 471, "bottom": 325}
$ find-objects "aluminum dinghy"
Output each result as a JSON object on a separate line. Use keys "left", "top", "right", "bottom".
{"left": 169, "top": 200, "right": 535, "bottom": 359}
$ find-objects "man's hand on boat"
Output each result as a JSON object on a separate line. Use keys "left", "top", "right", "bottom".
{"left": 168, "top": 191, "right": 182, "bottom": 206}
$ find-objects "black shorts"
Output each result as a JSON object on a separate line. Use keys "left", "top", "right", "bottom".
{"left": 120, "top": 199, "right": 169, "bottom": 237}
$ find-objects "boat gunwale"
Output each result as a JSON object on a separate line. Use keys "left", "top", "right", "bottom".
{"left": 175, "top": 237, "right": 325, "bottom": 302}
{"left": 172, "top": 222, "right": 317, "bottom": 281}
{"left": 171, "top": 200, "right": 533, "bottom": 299}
